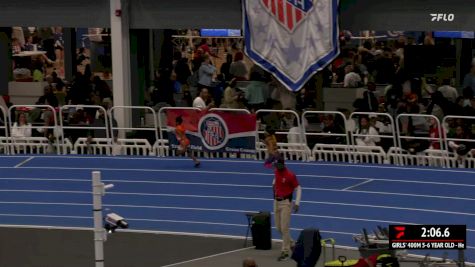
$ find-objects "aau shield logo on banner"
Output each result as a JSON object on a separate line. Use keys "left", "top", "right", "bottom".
{"left": 243, "top": 0, "right": 339, "bottom": 92}
{"left": 261, "top": 0, "right": 314, "bottom": 32}
{"left": 199, "top": 114, "right": 229, "bottom": 150}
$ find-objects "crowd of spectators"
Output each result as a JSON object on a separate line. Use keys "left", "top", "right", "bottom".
{"left": 2, "top": 32, "right": 475, "bottom": 159}
{"left": 1, "top": 59, "right": 114, "bottom": 148}
{"left": 146, "top": 34, "right": 475, "bottom": 157}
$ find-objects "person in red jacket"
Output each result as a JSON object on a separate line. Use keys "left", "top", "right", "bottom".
{"left": 273, "top": 158, "right": 302, "bottom": 261}
{"left": 175, "top": 116, "right": 200, "bottom": 167}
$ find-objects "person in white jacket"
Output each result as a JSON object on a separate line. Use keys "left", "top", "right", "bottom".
{"left": 355, "top": 116, "right": 380, "bottom": 146}
{"left": 11, "top": 112, "right": 32, "bottom": 138}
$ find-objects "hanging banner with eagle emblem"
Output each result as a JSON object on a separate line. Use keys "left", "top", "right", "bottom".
{"left": 243, "top": 0, "right": 340, "bottom": 92}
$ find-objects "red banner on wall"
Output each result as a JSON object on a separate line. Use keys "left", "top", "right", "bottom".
{"left": 166, "top": 110, "right": 257, "bottom": 153}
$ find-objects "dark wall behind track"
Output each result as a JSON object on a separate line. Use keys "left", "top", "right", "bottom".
{"left": 0, "top": 0, "right": 473, "bottom": 31}
{"left": 0, "top": 0, "right": 110, "bottom": 28}
{"left": 129, "top": 0, "right": 243, "bottom": 29}
{"left": 340, "top": 0, "right": 475, "bottom": 31}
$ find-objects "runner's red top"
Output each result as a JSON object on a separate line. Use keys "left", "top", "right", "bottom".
{"left": 176, "top": 125, "right": 190, "bottom": 146}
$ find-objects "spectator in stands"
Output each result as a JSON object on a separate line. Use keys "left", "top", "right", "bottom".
{"left": 152, "top": 69, "right": 175, "bottom": 106}
{"left": 37, "top": 110, "right": 61, "bottom": 148}
{"left": 53, "top": 27, "right": 64, "bottom": 67}
{"left": 220, "top": 54, "right": 233, "bottom": 81}
{"left": 250, "top": 64, "right": 268, "bottom": 82}
{"left": 463, "top": 59, "right": 475, "bottom": 96}
{"left": 270, "top": 78, "right": 296, "bottom": 110}
{"left": 448, "top": 125, "right": 473, "bottom": 167}
{"left": 296, "top": 80, "right": 317, "bottom": 111}
{"left": 437, "top": 79, "right": 458, "bottom": 103}
{"left": 221, "top": 79, "right": 246, "bottom": 109}
{"left": 287, "top": 119, "right": 302, "bottom": 144}
{"left": 11, "top": 113, "right": 32, "bottom": 138}
{"left": 353, "top": 52, "right": 370, "bottom": 85}
{"left": 340, "top": 108, "right": 356, "bottom": 134}
{"left": 461, "top": 87, "right": 474, "bottom": 108}
{"left": 319, "top": 115, "right": 345, "bottom": 144}
{"left": 210, "top": 74, "right": 226, "bottom": 108}
{"left": 428, "top": 117, "right": 443, "bottom": 150}
{"left": 11, "top": 38, "right": 21, "bottom": 55}
{"left": 199, "top": 38, "right": 219, "bottom": 58}
{"left": 280, "top": 110, "right": 296, "bottom": 130}
{"left": 22, "top": 35, "right": 35, "bottom": 51}
{"left": 384, "top": 82, "right": 403, "bottom": 118}
{"left": 361, "top": 82, "right": 379, "bottom": 112}
{"left": 372, "top": 112, "right": 393, "bottom": 151}
{"left": 374, "top": 48, "right": 396, "bottom": 84}
{"left": 471, "top": 98, "right": 475, "bottom": 115}
{"left": 400, "top": 101, "right": 431, "bottom": 153}
{"left": 229, "top": 52, "right": 248, "bottom": 81}
{"left": 93, "top": 76, "right": 112, "bottom": 101}
{"left": 69, "top": 108, "right": 92, "bottom": 125}
{"left": 427, "top": 91, "right": 455, "bottom": 120}
{"left": 76, "top": 47, "right": 89, "bottom": 66}
{"left": 372, "top": 112, "right": 393, "bottom": 135}
{"left": 343, "top": 64, "right": 361, "bottom": 88}
{"left": 198, "top": 54, "right": 216, "bottom": 89}
{"left": 173, "top": 51, "right": 191, "bottom": 87}
{"left": 192, "top": 88, "right": 214, "bottom": 110}
{"left": 87, "top": 109, "right": 118, "bottom": 146}
{"left": 36, "top": 85, "right": 58, "bottom": 107}
{"left": 425, "top": 92, "right": 442, "bottom": 119}
{"left": 67, "top": 72, "right": 92, "bottom": 105}
{"left": 245, "top": 72, "right": 268, "bottom": 112}
{"left": 354, "top": 116, "right": 380, "bottom": 146}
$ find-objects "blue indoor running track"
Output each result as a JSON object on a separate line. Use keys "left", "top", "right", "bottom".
{"left": 0, "top": 155, "right": 473, "bottom": 262}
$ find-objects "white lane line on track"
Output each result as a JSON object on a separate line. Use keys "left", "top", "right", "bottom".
{"left": 0, "top": 222, "right": 358, "bottom": 237}
{"left": 3, "top": 176, "right": 475, "bottom": 194}
{"left": 342, "top": 179, "right": 374, "bottom": 191}
{"left": 0, "top": 213, "right": 90, "bottom": 219}
{"left": 159, "top": 247, "right": 254, "bottom": 267}
{"left": 0, "top": 213, "right": 474, "bottom": 241}
{"left": 2, "top": 166, "right": 475, "bottom": 187}
{"left": 2, "top": 154, "right": 475, "bottom": 174}
{"left": 13, "top": 157, "right": 34, "bottom": 168}
{"left": 0, "top": 189, "right": 90, "bottom": 194}
{"left": 0, "top": 185, "right": 474, "bottom": 202}
{"left": 2, "top": 199, "right": 475, "bottom": 218}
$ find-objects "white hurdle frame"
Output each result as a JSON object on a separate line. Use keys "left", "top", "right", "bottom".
{"left": 8, "top": 105, "right": 60, "bottom": 155}
{"left": 59, "top": 105, "right": 110, "bottom": 154}
{"left": 109, "top": 106, "right": 159, "bottom": 156}
{"left": 0, "top": 105, "right": 9, "bottom": 154}
{"left": 256, "top": 109, "right": 306, "bottom": 160}
{"left": 395, "top": 114, "right": 444, "bottom": 166}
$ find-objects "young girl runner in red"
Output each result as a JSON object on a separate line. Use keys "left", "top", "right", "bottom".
{"left": 175, "top": 116, "right": 200, "bottom": 167}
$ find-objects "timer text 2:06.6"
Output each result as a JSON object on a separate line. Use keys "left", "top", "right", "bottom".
{"left": 421, "top": 227, "right": 450, "bottom": 238}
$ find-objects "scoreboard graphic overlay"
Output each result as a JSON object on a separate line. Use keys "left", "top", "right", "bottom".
{"left": 389, "top": 225, "right": 466, "bottom": 250}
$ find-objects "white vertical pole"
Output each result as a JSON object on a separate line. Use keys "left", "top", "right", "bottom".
{"left": 92, "top": 171, "right": 105, "bottom": 267}
{"left": 110, "top": 0, "right": 132, "bottom": 138}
